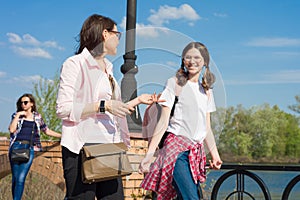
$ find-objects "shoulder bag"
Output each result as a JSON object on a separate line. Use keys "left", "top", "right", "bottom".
{"left": 81, "top": 142, "right": 133, "bottom": 183}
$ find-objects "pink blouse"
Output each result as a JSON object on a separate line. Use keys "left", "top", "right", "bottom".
{"left": 56, "top": 48, "right": 129, "bottom": 154}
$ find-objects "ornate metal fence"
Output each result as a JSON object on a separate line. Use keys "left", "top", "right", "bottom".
{"left": 210, "top": 164, "right": 300, "bottom": 200}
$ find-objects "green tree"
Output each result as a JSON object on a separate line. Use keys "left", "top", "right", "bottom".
{"left": 32, "top": 73, "right": 61, "bottom": 140}
{"left": 218, "top": 103, "right": 300, "bottom": 163}
{"left": 288, "top": 95, "right": 300, "bottom": 114}
{"left": 218, "top": 105, "right": 253, "bottom": 158}
{"left": 283, "top": 113, "right": 300, "bottom": 158}
{"left": 249, "top": 104, "right": 287, "bottom": 159}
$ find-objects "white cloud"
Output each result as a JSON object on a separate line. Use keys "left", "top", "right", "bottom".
{"left": 246, "top": 37, "right": 300, "bottom": 47}
{"left": 226, "top": 69, "right": 300, "bottom": 85}
{"left": 7, "top": 33, "right": 22, "bottom": 44}
{"left": 148, "top": 4, "right": 200, "bottom": 26}
{"left": 6, "top": 32, "right": 64, "bottom": 58}
{"left": 12, "top": 75, "right": 42, "bottom": 83}
{"left": 272, "top": 51, "right": 300, "bottom": 56}
{"left": 213, "top": 12, "right": 228, "bottom": 18}
{"left": 11, "top": 46, "right": 52, "bottom": 59}
{"left": 44, "top": 41, "right": 64, "bottom": 50}
{"left": 263, "top": 70, "right": 300, "bottom": 83}
{"left": 120, "top": 17, "right": 170, "bottom": 38}
{"left": 23, "top": 34, "right": 41, "bottom": 46}
{"left": 120, "top": 4, "right": 200, "bottom": 38}
{"left": 0, "top": 71, "right": 7, "bottom": 78}
{"left": 136, "top": 24, "right": 163, "bottom": 38}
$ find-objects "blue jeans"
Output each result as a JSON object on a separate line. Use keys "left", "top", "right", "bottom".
{"left": 9, "top": 141, "right": 34, "bottom": 200}
{"left": 172, "top": 151, "right": 203, "bottom": 200}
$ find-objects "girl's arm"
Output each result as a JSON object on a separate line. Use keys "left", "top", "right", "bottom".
{"left": 127, "top": 93, "right": 162, "bottom": 107}
{"left": 139, "top": 105, "right": 171, "bottom": 173}
{"left": 204, "top": 112, "right": 222, "bottom": 169}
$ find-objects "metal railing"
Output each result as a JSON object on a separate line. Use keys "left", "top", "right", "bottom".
{"left": 210, "top": 164, "right": 300, "bottom": 200}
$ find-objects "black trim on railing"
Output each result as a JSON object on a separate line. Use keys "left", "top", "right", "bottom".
{"left": 210, "top": 164, "right": 300, "bottom": 200}
{"left": 282, "top": 174, "right": 300, "bottom": 200}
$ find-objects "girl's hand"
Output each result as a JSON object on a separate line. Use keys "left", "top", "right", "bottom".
{"left": 138, "top": 153, "right": 154, "bottom": 174}
{"left": 209, "top": 159, "right": 223, "bottom": 170}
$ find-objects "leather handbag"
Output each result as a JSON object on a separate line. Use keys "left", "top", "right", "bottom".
{"left": 11, "top": 147, "right": 30, "bottom": 163}
{"left": 81, "top": 142, "right": 133, "bottom": 183}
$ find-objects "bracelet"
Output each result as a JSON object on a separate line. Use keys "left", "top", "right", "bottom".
{"left": 99, "top": 100, "right": 105, "bottom": 113}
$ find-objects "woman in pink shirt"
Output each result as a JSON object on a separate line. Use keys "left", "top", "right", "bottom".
{"left": 56, "top": 14, "right": 157, "bottom": 200}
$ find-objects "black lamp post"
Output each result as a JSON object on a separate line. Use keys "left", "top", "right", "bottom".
{"left": 121, "top": 0, "right": 142, "bottom": 132}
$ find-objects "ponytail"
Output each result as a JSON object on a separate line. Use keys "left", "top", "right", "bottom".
{"left": 175, "top": 59, "right": 188, "bottom": 86}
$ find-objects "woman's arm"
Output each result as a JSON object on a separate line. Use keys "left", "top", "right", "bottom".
{"left": 81, "top": 100, "right": 134, "bottom": 118}
{"left": 44, "top": 129, "right": 61, "bottom": 138}
{"left": 8, "top": 111, "right": 26, "bottom": 133}
{"left": 204, "top": 112, "right": 222, "bottom": 169}
{"left": 139, "top": 105, "right": 171, "bottom": 173}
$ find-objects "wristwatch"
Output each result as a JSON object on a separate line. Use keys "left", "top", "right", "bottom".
{"left": 99, "top": 100, "right": 105, "bottom": 113}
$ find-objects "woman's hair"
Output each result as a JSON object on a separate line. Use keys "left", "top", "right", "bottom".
{"left": 176, "top": 42, "right": 215, "bottom": 90}
{"left": 76, "top": 14, "right": 117, "bottom": 56}
{"left": 16, "top": 93, "right": 37, "bottom": 112}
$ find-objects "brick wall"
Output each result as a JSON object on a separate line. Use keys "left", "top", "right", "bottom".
{"left": 125, "top": 138, "right": 149, "bottom": 199}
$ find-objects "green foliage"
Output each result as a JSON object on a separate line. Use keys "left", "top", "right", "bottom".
{"left": 0, "top": 131, "right": 9, "bottom": 139}
{"left": 288, "top": 95, "right": 300, "bottom": 114}
{"left": 32, "top": 73, "right": 61, "bottom": 141}
{"left": 215, "top": 102, "right": 300, "bottom": 163}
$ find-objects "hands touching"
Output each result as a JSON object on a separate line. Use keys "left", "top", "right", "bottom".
{"left": 138, "top": 93, "right": 165, "bottom": 105}
{"left": 105, "top": 93, "right": 164, "bottom": 118}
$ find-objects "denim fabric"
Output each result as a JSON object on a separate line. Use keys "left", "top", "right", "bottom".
{"left": 9, "top": 141, "right": 34, "bottom": 200}
{"left": 172, "top": 151, "right": 203, "bottom": 200}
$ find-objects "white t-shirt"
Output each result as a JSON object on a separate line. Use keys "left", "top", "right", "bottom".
{"left": 159, "top": 77, "right": 216, "bottom": 143}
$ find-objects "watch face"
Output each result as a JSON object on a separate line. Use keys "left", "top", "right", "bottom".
{"left": 100, "top": 100, "right": 105, "bottom": 113}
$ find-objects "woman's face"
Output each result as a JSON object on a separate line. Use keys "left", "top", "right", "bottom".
{"left": 20, "top": 97, "right": 33, "bottom": 111}
{"left": 183, "top": 48, "right": 204, "bottom": 76}
{"left": 103, "top": 25, "right": 120, "bottom": 55}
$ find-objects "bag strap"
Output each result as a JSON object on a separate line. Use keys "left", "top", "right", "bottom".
{"left": 29, "top": 113, "right": 36, "bottom": 147}
{"left": 170, "top": 77, "right": 182, "bottom": 117}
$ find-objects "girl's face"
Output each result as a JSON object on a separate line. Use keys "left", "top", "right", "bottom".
{"left": 20, "top": 97, "right": 33, "bottom": 111}
{"left": 103, "top": 25, "right": 120, "bottom": 55}
{"left": 183, "top": 48, "right": 204, "bottom": 76}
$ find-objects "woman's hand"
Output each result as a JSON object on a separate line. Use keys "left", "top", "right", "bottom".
{"left": 16, "top": 111, "right": 26, "bottom": 118}
{"left": 209, "top": 159, "right": 223, "bottom": 170}
{"left": 138, "top": 93, "right": 165, "bottom": 105}
{"left": 138, "top": 153, "right": 154, "bottom": 174}
{"left": 106, "top": 100, "right": 135, "bottom": 117}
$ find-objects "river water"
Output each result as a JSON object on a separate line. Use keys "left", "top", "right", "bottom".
{"left": 202, "top": 169, "right": 300, "bottom": 200}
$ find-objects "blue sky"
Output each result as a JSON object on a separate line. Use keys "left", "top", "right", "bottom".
{"left": 0, "top": 0, "right": 299, "bottom": 132}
